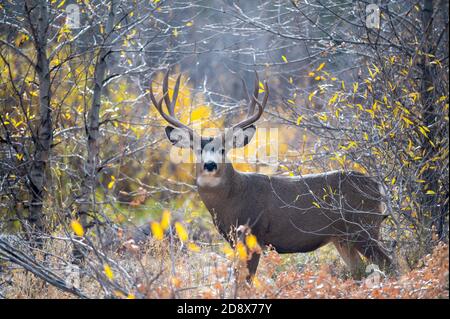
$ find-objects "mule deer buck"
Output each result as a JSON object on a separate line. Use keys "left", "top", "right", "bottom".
{"left": 150, "top": 70, "right": 391, "bottom": 280}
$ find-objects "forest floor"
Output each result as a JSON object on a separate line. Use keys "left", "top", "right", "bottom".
{"left": 2, "top": 234, "right": 448, "bottom": 299}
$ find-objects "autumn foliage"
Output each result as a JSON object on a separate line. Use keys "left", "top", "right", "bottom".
{"left": 3, "top": 229, "right": 448, "bottom": 299}
{"left": 0, "top": 0, "right": 448, "bottom": 300}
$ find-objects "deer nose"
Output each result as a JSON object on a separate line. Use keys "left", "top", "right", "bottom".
{"left": 204, "top": 161, "right": 217, "bottom": 172}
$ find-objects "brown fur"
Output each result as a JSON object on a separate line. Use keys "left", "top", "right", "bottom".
{"left": 197, "top": 161, "right": 391, "bottom": 279}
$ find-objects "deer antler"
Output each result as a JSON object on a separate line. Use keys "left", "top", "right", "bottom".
{"left": 149, "top": 70, "right": 195, "bottom": 136}
{"left": 232, "top": 71, "right": 269, "bottom": 130}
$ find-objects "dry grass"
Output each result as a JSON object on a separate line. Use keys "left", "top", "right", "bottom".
{"left": 1, "top": 230, "right": 448, "bottom": 299}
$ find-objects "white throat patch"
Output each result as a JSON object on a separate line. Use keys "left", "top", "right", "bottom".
{"left": 197, "top": 174, "right": 221, "bottom": 188}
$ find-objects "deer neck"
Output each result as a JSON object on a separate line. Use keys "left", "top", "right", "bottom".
{"left": 197, "top": 163, "right": 246, "bottom": 212}
{"left": 197, "top": 163, "right": 247, "bottom": 236}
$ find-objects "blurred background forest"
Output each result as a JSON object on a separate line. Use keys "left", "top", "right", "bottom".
{"left": 0, "top": 0, "right": 448, "bottom": 298}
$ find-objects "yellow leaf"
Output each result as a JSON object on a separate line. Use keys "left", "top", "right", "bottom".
{"left": 418, "top": 126, "right": 429, "bottom": 138}
{"left": 365, "top": 109, "right": 375, "bottom": 119}
{"left": 328, "top": 93, "right": 338, "bottom": 106}
{"left": 171, "top": 276, "right": 182, "bottom": 288}
{"left": 316, "top": 62, "right": 326, "bottom": 71}
{"left": 371, "top": 63, "right": 380, "bottom": 74}
{"left": 187, "top": 242, "right": 201, "bottom": 252}
{"left": 335, "top": 108, "right": 340, "bottom": 118}
{"left": 57, "top": 24, "right": 72, "bottom": 42}
{"left": 70, "top": 220, "right": 84, "bottom": 237}
{"left": 57, "top": 0, "right": 66, "bottom": 9}
{"left": 172, "top": 28, "right": 179, "bottom": 37}
{"left": 222, "top": 243, "right": 234, "bottom": 259}
{"left": 391, "top": 177, "right": 396, "bottom": 185}
{"left": 15, "top": 34, "right": 29, "bottom": 47}
{"left": 308, "top": 72, "right": 315, "bottom": 77}
{"left": 252, "top": 276, "right": 261, "bottom": 289}
{"left": 258, "top": 81, "right": 265, "bottom": 93}
{"left": 312, "top": 201, "right": 320, "bottom": 208}
{"left": 426, "top": 190, "right": 436, "bottom": 195}
{"left": 437, "top": 95, "right": 447, "bottom": 103}
{"left": 126, "top": 294, "right": 135, "bottom": 299}
{"left": 308, "top": 90, "right": 317, "bottom": 102}
{"left": 409, "top": 92, "right": 419, "bottom": 102}
{"left": 245, "top": 234, "right": 258, "bottom": 251}
{"left": 107, "top": 176, "right": 115, "bottom": 189}
{"left": 429, "top": 139, "right": 435, "bottom": 147}
{"left": 151, "top": 221, "right": 164, "bottom": 240}
{"left": 401, "top": 116, "right": 414, "bottom": 126}
{"left": 363, "top": 132, "right": 369, "bottom": 141}
{"left": 281, "top": 55, "right": 288, "bottom": 63}
{"left": 174, "top": 222, "right": 188, "bottom": 242}
{"left": 186, "top": 21, "right": 193, "bottom": 27}
{"left": 104, "top": 264, "right": 114, "bottom": 280}
{"left": 353, "top": 82, "right": 359, "bottom": 93}
{"left": 191, "top": 105, "right": 211, "bottom": 122}
{"left": 317, "top": 113, "right": 328, "bottom": 122}
{"left": 236, "top": 242, "right": 248, "bottom": 261}
{"left": 296, "top": 115, "right": 303, "bottom": 126}
{"left": 114, "top": 290, "right": 125, "bottom": 298}
{"left": 368, "top": 67, "right": 374, "bottom": 79}
{"left": 331, "top": 153, "right": 346, "bottom": 166}
{"left": 160, "top": 210, "right": 171, "bottom": 231}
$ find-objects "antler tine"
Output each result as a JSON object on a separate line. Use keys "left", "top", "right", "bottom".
{"left": 247, "top": 71, "right": 259, "bottom": 116}
{"left": 149, "top": 83, "right": 161, "bottom": 110}
{"left": 232, "top": 96, "right": 263, "bottom": 130}
{"left": 241, "top": 78, "right": 250, "bottom": 107}
{"left": 162, "top": 70, "right": 174, "bottom": 116}
{"left": 261, "top": 81, "right": 269, "bottom": 109}
{"left": 149, "top": 72, "right": 194, "bottom": 135}
{"left": 170, "top": 74, "right": 182, "bottom": 114}
{"left": 232, "top": 76, "right": 268, "bottom": 130}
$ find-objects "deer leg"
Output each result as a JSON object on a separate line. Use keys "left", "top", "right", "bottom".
{"left": 246, "top": 252, "right": 261, "bottom": 283}
{"left": 354, "top": 238, "right": 391, "bottom": 270}
{"left": 333, "top": 240, "right": 364, "bottom": 279}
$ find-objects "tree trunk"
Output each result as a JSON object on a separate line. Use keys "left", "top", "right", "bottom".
{"left": 27, "top": 0, "right": 52, "bottom": 244}
{"left": 419, "top": 0, "right": 442, "bottom": 243}
{"left": 73, "top": 0, "right": 116, "bottom": 264}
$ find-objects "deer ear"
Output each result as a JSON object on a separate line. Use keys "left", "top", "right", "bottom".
{"left": 228, "top": 125, "right": 256, "bottom": 148}
{"left": 165, "top": 126, "right": 192, "bottom": 148}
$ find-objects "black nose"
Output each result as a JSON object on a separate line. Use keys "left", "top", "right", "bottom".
{"left": 203, "top": 161, "right": 217, "bottom": 172}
